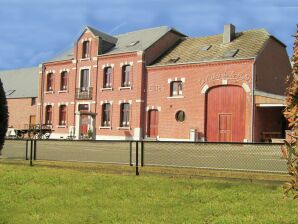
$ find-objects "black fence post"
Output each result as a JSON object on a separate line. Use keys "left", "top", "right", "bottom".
{"left": 25, "top": 140, "right": 29, "bottom": 160}
{"left": 33, "top": 140, "right": 37, "bottom": 160}
{"left": 30, "top": 140, "right": 33, "bottom": 166}
{"left": 136, "top": 141, "right": 139, "bottom": 176}
{"left": 141, "top": 141, "right": 144, "bottom": 167}
{"left": 129, "top": 141, "right": 133, "bottom": 166}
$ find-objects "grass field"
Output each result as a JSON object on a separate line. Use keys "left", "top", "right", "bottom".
{"left": 0, "top": 162, "right": 297, "bottom": 224}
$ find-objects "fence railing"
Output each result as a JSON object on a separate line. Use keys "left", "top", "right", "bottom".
{"left": 0, "top": 139, "right": 287, "bottom": 175}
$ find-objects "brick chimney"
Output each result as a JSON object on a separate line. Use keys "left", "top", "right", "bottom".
{"left": 223, "top": 24, "right": 235, "bottom": 44}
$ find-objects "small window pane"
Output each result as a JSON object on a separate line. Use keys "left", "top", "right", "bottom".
{"left": 175, "top": 110, "right": 186, "bottom": 122}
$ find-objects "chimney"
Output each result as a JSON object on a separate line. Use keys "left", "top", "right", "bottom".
{"left": 223, "top": 24, "right": 235, "bottom": 44}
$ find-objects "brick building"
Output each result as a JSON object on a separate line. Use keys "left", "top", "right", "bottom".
{"left": 0, "top": 67, "right": 39, "bottom": 130}
{"left": 1, "top": 24, "right": 292, "bottom": 142}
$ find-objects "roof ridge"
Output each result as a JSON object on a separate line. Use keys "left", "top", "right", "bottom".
{"left": 115, "top": 26, "right": 169, "bottom": 37}
{"left": 184, "top": 28, "right": 270, "bottom": 40}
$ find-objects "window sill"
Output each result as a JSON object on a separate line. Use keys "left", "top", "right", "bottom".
{"left": 58, "top": 90, "right": 68, "bottom": 93}
{"left": 117, "top": 127, "right": 131, "bottom": 130}
{"left": 45, "top": 91, "right": 54, "bottom": 94}
{"left": 99, "top": 126, "right": 112, "bottom": 129}
{"left": 101, "top": 87, "right": 113, "bottom": 91}
{"left": 80, "top": 58, "right": 90, "bottom": 61}
{"left": 57, "top": 125, "right": 67, "bottom": 128}
{"left": 167, "top": 96, "right": 184, "bottom": 99}
{"left": 119, "top": 86, "right": 132, "bottom": 90}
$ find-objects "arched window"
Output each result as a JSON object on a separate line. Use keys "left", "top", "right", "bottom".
{"left": 170, "top": 81, "right": 183, "bottom": 96}
{"left": 102, "top": 103, "right": 111, "bottom": 127}
{"left": 45, "top": 105, "right": 52, "bottom": 125}
{"left": 59, "top": 105, "right": 67, "bottom": 125}
{"left": 46, "top": 73, "right": 53, "bottom": 91}
{"left": 122, "top": 65, "right": 131, "bottom": 87}
{"left": 120, "top": 103, "right": 130, "bottom": 127}
{"left": 82, "top": 40, "right": 90, "bottom": 58}
{"left": 103, "top": 67, "right": 112, "bottom": 88}
{"left": 60, "top": 71, "right": 68, "bottom": 90}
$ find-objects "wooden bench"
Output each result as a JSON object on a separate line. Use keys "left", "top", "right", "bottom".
{"left": 262, "top": 131, "right": 282, "bottom": 143}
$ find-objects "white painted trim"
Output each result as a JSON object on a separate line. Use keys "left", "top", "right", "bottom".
{"left": 242, "top": 83, "right": 251, "bottom": 93}
{"left": 167, "top": 96, "right": 184, "bottom": 99}
{"left": 222, "top": 79, "right": 228, "bottom": 85}
{"left": 201, "top": 84, "right": 209, "bottom": 94}
{"left": 136, "top": 99, "right": 144, "bottom": 103}
{"left": 256, "top": 104, "right": 285, "bottom": 107}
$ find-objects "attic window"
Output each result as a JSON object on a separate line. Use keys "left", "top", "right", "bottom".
{"left": 167, "top": 57, "right": 180, "bottom": 63}
{"left": 127, "top": 41, "right": 140, "bottom": 47}
{"left": 5, "top": 90, "right": 15, "bottom": 96}
{"left": 223, "top": 49, "right": 239, "bottom": 58}
{"left": 200, "top": 45, "right": 212, "bottom": 51}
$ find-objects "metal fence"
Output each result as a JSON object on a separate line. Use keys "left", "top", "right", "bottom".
{"left": 0, "top": 139, "right": 287, "bottom": 175}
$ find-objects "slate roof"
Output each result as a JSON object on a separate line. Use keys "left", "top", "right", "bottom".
{"left": 151, "top": 29, "right": 279, "bottom": 66}
{"left": 0, "top": 67, "right": 39, "bottom": 99}
{"left": 46, "top": 26, "right": 180, "bottom": 63}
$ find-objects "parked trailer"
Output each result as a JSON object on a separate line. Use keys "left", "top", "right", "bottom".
{"left": 15, "top": 124, "right": 53, "bottom": 139}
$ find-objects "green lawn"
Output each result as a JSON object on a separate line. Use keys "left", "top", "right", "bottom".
{"left": 0, "top": 163, "right": 297, "bottom": 224}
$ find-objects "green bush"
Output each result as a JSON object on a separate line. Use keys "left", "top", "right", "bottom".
{"left": 0, "top": 78, "right": 8, "bottom": 154}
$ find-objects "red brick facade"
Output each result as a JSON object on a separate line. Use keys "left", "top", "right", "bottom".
{"left": 31, "top": 25, "right": 291, "bottom": 142}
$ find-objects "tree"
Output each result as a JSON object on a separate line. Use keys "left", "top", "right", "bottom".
{"left": 282, "top": 24, "right": 298, "bottom": 199}
{"left": 0, "top": 78, "right": 8, "bottom": 155}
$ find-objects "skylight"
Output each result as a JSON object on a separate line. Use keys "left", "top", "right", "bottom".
{"left": 167, "top": 57, "right": 180, "bottom": 63}
{"left": 127, "top": 41, "right": 140, "bottom": 47}
{"left": 200, "top": 45, "right": 212, "bottom": 51}
{"left": 223, "top": 49, "right": 239, "bottom": 58}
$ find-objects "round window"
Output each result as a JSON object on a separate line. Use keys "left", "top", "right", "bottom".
{"left": 175, "top": 110, "right": 186, "bottom": 122}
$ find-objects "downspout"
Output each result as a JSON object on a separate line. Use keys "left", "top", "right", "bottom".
{"left": 251, "top": 58, "right": 256, "bottom": 142}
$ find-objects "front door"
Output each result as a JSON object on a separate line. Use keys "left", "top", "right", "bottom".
{"left": 218, "top": 114, "right": 232, "bottom": 142}
{"left": 29, "top": 115, "right": 36, "bottom": 129}
{"left": 148, "top": 110, "right": 159, "bottom": 138}
{"left": 80, "top": 115, "right": 89, "bottom": 137}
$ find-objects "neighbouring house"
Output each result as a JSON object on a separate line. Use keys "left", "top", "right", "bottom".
{"left": 0, "top": 67, "right": 39, "bottom": 130}
{"left": 1, "top": 24, "right": 292, "bottom": 142}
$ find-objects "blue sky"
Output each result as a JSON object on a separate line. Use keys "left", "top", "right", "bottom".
{"left": 0, "top": 0, "right": 297, "bottom": 70}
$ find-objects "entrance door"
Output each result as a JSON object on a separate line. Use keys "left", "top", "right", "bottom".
{"left": 29, "top": 115, "right": 36, "bottom": 129}
{"left": 219, "top": 114, "right": 232, "bottom": 142}
{"left": 80, "top": 115, "right": 89, "bottom": 137}
{"left": 206, "top": 85, "right": 246, "bottom": 142}
{"left": 148, "top": 110, "right": 159, "bottom": 138}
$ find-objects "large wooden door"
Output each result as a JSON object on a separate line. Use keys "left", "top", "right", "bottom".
{"left": 206, "top": 85, "right": 246, "bottom": 142}
{"left": 148, "top": 110, "right": 159, "bottom": 138}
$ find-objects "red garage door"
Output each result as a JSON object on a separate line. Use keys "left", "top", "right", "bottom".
{"left": 206, "top": 85, "right": 246, "bottom": 142}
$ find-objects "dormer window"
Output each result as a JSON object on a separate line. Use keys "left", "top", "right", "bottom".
{"left": 167, "top": 57, "right": 180, "bottom": 63}
{"left": 82, "top": 40, "right": 90, "bottom": 58}
{"left": 223, "top": 49, "right": 239, "bottom": 58}
{"left": 127, "top": 41, "right": 139, "bottom": 47}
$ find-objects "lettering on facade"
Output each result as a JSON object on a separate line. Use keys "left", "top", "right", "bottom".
{"left": 198, "top": 73, "right": 250, "bottom": 86}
